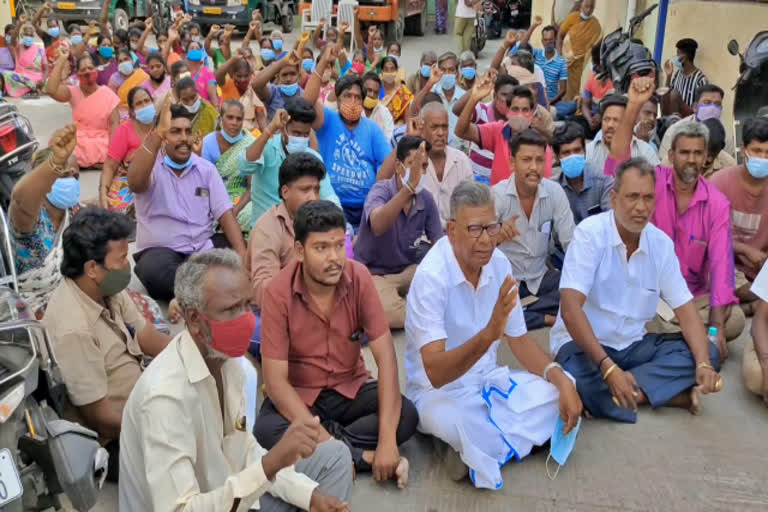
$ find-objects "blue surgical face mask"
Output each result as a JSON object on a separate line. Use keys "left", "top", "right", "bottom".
{"left": 461, "top": 67, "right": 476, "bottom": 80}
{"left": 580, "top": 12, "right": 592, "bottom": 20}
{"left": 48, "top": 27, "right": 60, "bottom": 38}
{"left": 164, "top": 154, "right": 191, "bottom": 170}
{"left": 546, "top": 416, "right": 582, "bottom": 480}
{"left": 286, "top": 135, "right": 309, "bottom": 154}
{"left": 301, "top": 58, "right": 314, "bottom": 72}
{"left": 118, "top": 60, "right": 134, "bottom": 75}
{"left": 696, "top": 104, "right": 722, "bottom": 122}
{"left": 99, "top": 46, "right": 114, "bottom": 59}
{"left": 672, "top": 55, "right": 683, "bottom": 69}
{"left": 260, "top": 48, "right": 275, "bottom": 62}
{"left": 280, "top": 82, "right": 299, "bottom": 97}
{"left": 420, "top": 64, "right": 431, "bottom": 78}
{"left": 71, "top": 35, "right": 83, "bottom": 45}
{"left": 46, "top": 177, "right": 80, "bottom": 210}
{"left": 134, "top": 104, "right": 156, "bottom": 125}
{"left": 4, "top": 36, "right": 10, "bottom": 45}
{"left": 746, "top": 153, "right": 768, "bottom": 179}
{"left": 187, "top": 48, "right": 204, "bottom": 62}
{"left": 440, "top": 73, "right": 456, "bottom": 90}
{"left": 221, "top": 129, "right": 244, "bottom": 144}
{"left": 560, "top": 154, "right": 586, "bottom": 179}
{"left": 22, "top": 36, "right": 35, "bottom": 47}
{"left": 272, "top": 40, "right": 283, "bottom": 51}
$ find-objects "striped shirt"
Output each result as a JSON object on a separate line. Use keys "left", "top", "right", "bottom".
{"left": 468, "top": 102, "right": 497, "bottom": 183}
{"left": 670, "top": 68, "right": 708, "bottom": 108}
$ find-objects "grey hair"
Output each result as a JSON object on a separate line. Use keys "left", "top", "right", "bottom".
{"left": 420, "top": 101, "right": 447, "bottom": 120}
{"left": 174, "top": 249, "right": 243, "bottom": 312}
{"left": 459, "top": 51, "right": 476, "bottom": 64}
{"left": 613, "top": 157, "right": 656, "bottom": 191}
{"left": 670, "top": 120, "right": 710, "bottom": 151}
{"left": 449, "top": 181, "right": 494, "bottom": 219}
{"left": 420, "top": 50, "right": 438, "bottom": 65}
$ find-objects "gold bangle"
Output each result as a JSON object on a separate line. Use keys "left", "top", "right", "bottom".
{"left": 47, "top": 154, "right": 68, "bottom": 176}
{"left": 602, "top": 363, "right": 618, "bottom": 381}
{"left": 696, "top": 362, "right": 715, "bottom": 372}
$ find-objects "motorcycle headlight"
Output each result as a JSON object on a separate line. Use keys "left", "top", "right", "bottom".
{"left": 188, "top": 0, "right": 200, "bottom": 5}
{"left": 0, "top": 383, "right": 24, "bottom": 423}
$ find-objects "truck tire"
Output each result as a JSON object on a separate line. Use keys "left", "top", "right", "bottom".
{"left": 113, "top": 7, "right": 130, "bottom": 32}
{"left": 281, "top": 14, "right": 294, "bottom": 33}
{"left": 404, "top": 2, "right": 427, "bottom": 37}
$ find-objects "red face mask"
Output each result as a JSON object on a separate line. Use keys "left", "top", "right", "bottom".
{"left": 78, "top": 70, "right": 98, "bottom": 86}
{"left": 201, "top": 310, "right": 256, "bottom": 358}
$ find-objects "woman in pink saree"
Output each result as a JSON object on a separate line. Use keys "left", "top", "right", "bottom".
{"left": 46, "top": 50, "right": 119, "bottom": 169}
{"left": 1, "top": 23, "right": 47, "bottom": 97}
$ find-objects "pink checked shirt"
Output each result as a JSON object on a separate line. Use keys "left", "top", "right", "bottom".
{"left": 605, "top": 157, "right": 737, "bottom": 308}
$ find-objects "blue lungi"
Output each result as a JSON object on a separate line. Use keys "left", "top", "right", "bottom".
{"left": 555, "top": 334, "right": 721, "bottom": 423}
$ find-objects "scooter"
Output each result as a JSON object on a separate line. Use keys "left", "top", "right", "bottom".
{"left": 0, "top": 208, "right": 108, "bottom": 511}
{"left": 727, "top": 32, "right": 768, "bottom": 149}
{"left": 0, "top": 101, "right": 37, "bottom": 213}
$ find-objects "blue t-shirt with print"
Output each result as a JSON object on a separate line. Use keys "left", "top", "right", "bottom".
{"left": 316, "top": 108, "right": 392, "bottom": 208}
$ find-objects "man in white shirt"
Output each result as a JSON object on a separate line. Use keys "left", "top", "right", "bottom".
{"left": 119, "top": 249, "right": 353, "bottom": 512}
{"left": 405, "top": 181, "right": 582, "bottom": 490}
{"left": 550, "top": 157, "right": 723, "bottom": 424}
{"left": 493, "top": 129, "right": 576, "bottom": 330}
{"left": 586, "top": 95, "right": 660, "bottom": 175}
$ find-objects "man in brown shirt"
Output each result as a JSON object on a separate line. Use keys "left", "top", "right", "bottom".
{"left": 42, "top": 209, "right": 171, "bottom": 481}
{"left": 256, "top": 200, "right": 418, "bottom": 489}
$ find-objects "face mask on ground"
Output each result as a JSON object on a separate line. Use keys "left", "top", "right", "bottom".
{"left": 260, "top": 48, "right": 275, "bottom": 61}
{"left": 134, "top": 104, "right": 156, "bottom": 125}
{"left": 99, "top": 46, "right": 114, "bottom": 59}
{"left": 164, "top": 153, "right": 191, "bottom": 170}
{"left": 46, "top": 177, "right": 80, "bottom": 210}
{"left": 221, "top": 129, "right": 244, "bottom": 144}
{"left": 560, "top": 154, "right": 586, "bottom": 179}
{"left": 22, "top": 36, "right": 35, "bottom": 47}
{"left": 187, "top": 48, "right": 204, "bottom": 62}
{"left": 71, "top": 35, "right": 83, "bottom": 45}
{"left": 272, "top": 40, "right": 283, "bottom": 51}
{"left": 546, "top": 416, "right": 582, "bottom": 480}
{"left": 48, "top": 27, "right": 60, "bottom": 38}
{"left": 286, "top": 135, "right": 309, "bottom": 154}
{"left": 402, "top": 166, "right": 425, "bottom": 193}
{"left": 746, "top": 153, "right": 768, "bottom": 179}
{"left": 203, "top": 310, "right": 257, "bottom": 358}
{"left": 98, "top": 265, "right": 131, "bottom": 297}
{"left": 118, "top": 60, "right": 134, "bottom": 75}
{"left": 440, "top": 73, "right": 456, "bottom": 90}
{"left": 184, "top": 97, "right": 201, "bottom": 114}
{"left": 280, "top": 82, "right": 299, "bottom": 97}
{"left": 363, "top": 96, "right": 379, "bottom": 110}
{"left": 461, "top": 67, "right": 476, "bottom": 80}
{"left": 302, "top": 58, "right": 314, "bottom": 72}
{"left": 696, "top": 104, "right": 722, "bottom": 122}
{"left": 339, "top": 101, "right": 363, "bottom": 122}
{"left": 420, "top": 64, "right": 431, "bottom": 78}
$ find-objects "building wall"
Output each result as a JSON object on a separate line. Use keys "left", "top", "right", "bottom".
{"left": 531, "top": 0, "right": 768, "bottom": 150}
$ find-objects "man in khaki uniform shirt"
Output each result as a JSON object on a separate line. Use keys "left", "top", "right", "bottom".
{"left": 42, "top": 209, "right": 171, "bottom": 481}
{"left": 119, "top": 249, "right": 353, "bottom": 511}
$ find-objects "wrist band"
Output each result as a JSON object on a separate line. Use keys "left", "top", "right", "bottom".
{"left": 543, "top": 362, "right": 562, "bottom": 383}
{"left": 598, "top": 355, "right": 610, "bottom": 369}
{"left": 602, "top": 363, "right": 618, "bottom": 381}
{"left": 403, "top": 181, "right": 416, "bottom": 195}
{"left": 47, "top": 154, "right": 68, "bottom": 176}
{"left": 697, "top": 362, "right": 715, "bottom": 372}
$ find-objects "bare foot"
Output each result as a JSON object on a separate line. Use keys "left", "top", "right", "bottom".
{"left": 689, "top": 386, "right": 702, "bottom": 415}
{"left": 395, "top": 456, "right": 409, "bottom": 489}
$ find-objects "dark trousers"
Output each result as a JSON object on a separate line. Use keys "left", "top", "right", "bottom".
{"left": 254, "top": 381, "right": 419, "bottom": 472}
{"left": 133, "top": 236, "right": 231, "bottom": 301}
{"left": 105, "top": 440, "right": 119, "bottom": 482}
{"left": 555, "top": 335, "right": 721, "bottom": 423}
{"left": 519, "top": 269, "right": 561, "bottom": 330}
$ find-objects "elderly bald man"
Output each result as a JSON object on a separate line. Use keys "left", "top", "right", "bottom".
{"left": 378, "top": 102, "right": 474, "bottom": 228}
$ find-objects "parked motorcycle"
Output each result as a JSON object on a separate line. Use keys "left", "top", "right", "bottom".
{"left": 0, "top": 208, "right": 108, "bottom": 511}
{"left": 0, "top": 101, "right": 37, "bottom": 213}
{"left": 728, "top": 32, "right": 768, "bottom": 149}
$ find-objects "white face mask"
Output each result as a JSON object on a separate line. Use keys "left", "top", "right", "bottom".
{"left": 184, "top": 97, "right": 201, "bottom": 114}
{"left": 401, "top": 165, "right": 424, "bottom": 193}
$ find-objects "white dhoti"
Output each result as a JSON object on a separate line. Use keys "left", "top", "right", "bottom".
{"left": 413, "top": 366, "right": 560, "bottom": 489}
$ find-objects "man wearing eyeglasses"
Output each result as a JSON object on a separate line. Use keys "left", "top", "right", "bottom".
{"left": 493, "top": 129, "right": 576, "bottom": 330}
{"left": 404, "top": 180, "right": 582, "bottom": 489}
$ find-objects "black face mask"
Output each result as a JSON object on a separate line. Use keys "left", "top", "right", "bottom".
{"left": 153, "top": 71, "right": 166, "bottom": 84}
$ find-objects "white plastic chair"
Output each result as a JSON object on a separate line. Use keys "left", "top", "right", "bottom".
{"left": 336, "top": 0, "right": 359, "bottom": 53}
{"left": 301, "top": 0, "right": 334, "bottom": 37}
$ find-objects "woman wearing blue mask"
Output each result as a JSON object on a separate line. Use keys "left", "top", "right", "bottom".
{"left": 91, "top": 34, "right": 118, "bottom": 86}
{"left": 270, "top": 30, "right": 287, "bottom": 60}
{"left": 0, "top": 21, "right": 47, "bottom": 97}
{"left": 185, "top": 40, "right": 219, "bottom": 107}
{"left": 101, "top": 86, "right": 156, "bottom": 213}
{"left": 108, "top": 48, "right": 150, "bottom": 120}
{"left": 30, "top": 4, "right": 65, "bottom": 68}
{"left": 7, "top": 124, "right": 80, "bottom": 316}
{"left": 175, "top": 76, "right": 219, "bottom": 139}
{"left": 201, "top": 100, "right": 255, "bottom": 231}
